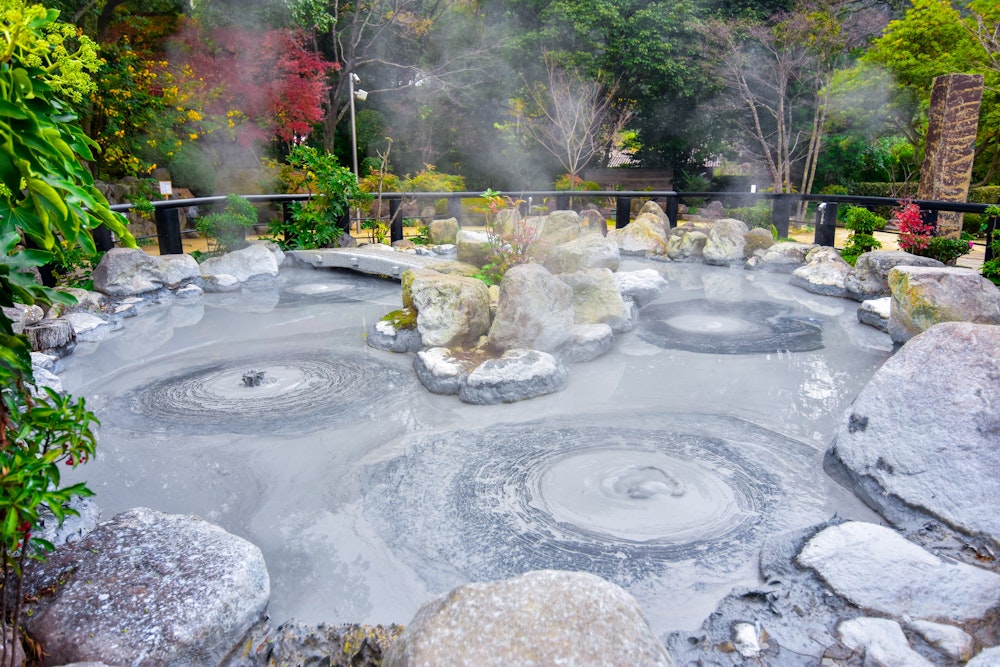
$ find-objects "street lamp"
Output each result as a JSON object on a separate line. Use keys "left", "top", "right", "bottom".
{"left": 348, "top": 73, "right": 368, "bottom": 181}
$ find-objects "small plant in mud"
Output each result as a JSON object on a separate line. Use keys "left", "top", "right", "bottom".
{"left": 473, "top": 190, "right": 535, "bottom": 286}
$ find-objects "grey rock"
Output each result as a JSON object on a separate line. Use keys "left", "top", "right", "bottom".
{"left": 156, "top": 253, "right": 201, "bottom": 288}
{"left": 91, "top": 248, "right": 165, "bottom": 296}
{"left": 175, "top": 283, "right": 204, "bottom": 298}
{"left": 666, "top": 229, "right": 708, "bottom": 261}
{"left": 22, "top": 507, "right": 269, "bottom": 667}
{"left": 967, "top": 646, "right": 1000, "bottom": 666}
{"left": 382, "top": 570, "right": 674, "bottom": 667}
{"left": 488, "top": 264, "right": 574, "bottom": 353}
{"left": 558, "top": 323, "right": 614, "bottom": 363}
{"left": 28, "top": 365, "right": 63, "bottom": 396}
{"left": 227, "top": 619, "right": 399, "bottom": 667}
{"left": 544, "top": 234, "right": 620, "bottom": 274}
{"left": 63, "top": 311, "right": 120, "bottom": 342}
{"left": 410, "top": 273, "right": 491, "bottom": 348}
{"left": 412, "top": 347, "right": 476, "bottom": 395}
{"left": 200, "top": 244, "right": 279, "bottom": 283}
{"left": 559, "top": 268, "right": 630, "bottom": 332}
{"left": 579, "top": 208, "right": 608, "bottom": 236}
{"left": 534, "top": 209, "right": 582, "bottom": 253}
{"left": 456, "top": 229, "right": 492, "bottom": 267}
{"left": 789, "top": 246, "right": 852, "bottom": 297}
{"left": 459, "top": 349, "right": 568, "bottom": 404}
{"left": 857, "top": 297, "right": 891, "bottom": 332}
{"left": 747, "top": 242, "right": 816, "bottom": 273}
{"left": 797, "top": 521, "right": 1000, "bottom": 622}
{"left": 905, "top": 620, "right": 974, "bottom": 662}
{"left": 201, "top": 273, "right": 242, "bottom": 293}
{"left": 3, "top": 302, "right": 44, "bottom": 333}
{"left": 845, "top": 250, "right": 944, "bottom": 301}
{"left": 826, "top": 322, "right": 1000, "bottom": 541}
{"left": 36, "top": 497, "right": 100, "bottom": 547}
{"left": 30, "top": 351, "right": 58, "bottom": 371}
{"left": 888, "top": 266, "right": 1000, "bottom": 343}
{"left": 837, "top": 617, "right": 933, "bottom": 667}
{"left": 428, "top": 217, "right": 459, "bottom": 245}
{"left": 367, "top": 318, "right": 423, "bottom": 353}
{"left": 638, "top": 200, "right": 669, "bottom": 230}
{"left": 615, "top": 268, "right": 667, "bottom": 307}
{"left": 743, "top": 228, "right": 775, "bottom": 257}
{"left": 610, "top": 214, "right": 668, "bottom": 256}
{"left": 703, "top": 218, "right": 749, "bottom": 265}
{"left": 24, "top": 318, "right": 75, "bottom": 354}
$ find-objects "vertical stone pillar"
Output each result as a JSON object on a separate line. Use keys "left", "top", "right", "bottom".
{"left": 917, "top": 73, "right": 984, "bottom": 238}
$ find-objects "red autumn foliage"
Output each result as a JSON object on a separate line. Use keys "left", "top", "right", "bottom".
{"left": 167, "top": 20, "right": 337, "bottom": 144}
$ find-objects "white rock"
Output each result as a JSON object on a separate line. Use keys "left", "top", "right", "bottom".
{"left": 906, "top": 620, "right": 974, "bottom": 661}
{"left": 838, "top": 617, "right": 933, "bottom": 667}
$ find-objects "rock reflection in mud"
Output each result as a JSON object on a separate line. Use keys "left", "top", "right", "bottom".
{"left": 638, "top": 299, "right": 824, "bottom": 354}
{"left": 363, "top": 413, "right": 832, "bottom": 594}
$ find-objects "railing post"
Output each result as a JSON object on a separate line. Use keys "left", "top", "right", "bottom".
{"left": 93, "top": 224, "right": 115, "bottom": 252}
{"left": 771, "top": 195, "right": 792, "bottom": 240}
{"left": 615, "top": 196, "right": 631, "bottom": 229}
{"left": 389, "top": 196, "right": 403, "bottom": 244}
{"left": 448, "top": 195, "right": 462, "bottom": 223}
{"left": 814, "top": 201, "right": 838, "bottom": 247}
{"left": 154, "top": 206, "right": 183, "bottom": 255}
{"left": 556, "top": 193, "right": 570, "bottom": 211}
{"left": 921, "top": 207, "right": 939, "bottom": 234}
{"left": 665, "top": 194, "right": 679, "bottom": 229}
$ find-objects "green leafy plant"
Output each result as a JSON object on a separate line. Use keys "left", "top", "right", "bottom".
{"left": 410, "top": 223, "right": 430, "bottom": 245}
{"left": 195, "top": 194, "right": 257, "bottom": 255}
{"left": 472, "top": 190, "right": 535, "bottom": 286}
{"left": 0, "top": 4, "right": 134, "bottom": 660}
{"left": 841, "top": 206, "right": 886, "bottom": 265}
{"left": 725, "top": 203, "right": 772, "bottom": 231}
{"left": 894, "top": 201, "right": 972, "bottom": 265}
{"left": 267, "top": 145, "right": 368, "bottom": 249}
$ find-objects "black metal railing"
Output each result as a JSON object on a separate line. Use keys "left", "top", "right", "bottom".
{"left": 107, "top": 190, "right": 999, "bottom": 264}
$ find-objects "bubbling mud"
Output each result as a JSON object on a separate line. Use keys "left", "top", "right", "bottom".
{"left": 638, "top": 299, "right": 824, "bottom": 354}
{"left": 363, "top": 412, "right": 833, "bottom": 593}
{"left": 116, "top": 350, "right": 410, "bottom": 435}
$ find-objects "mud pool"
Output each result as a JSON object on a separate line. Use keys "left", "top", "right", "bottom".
{"left": 58, "top": 258, "right": 891, "bottom": 638}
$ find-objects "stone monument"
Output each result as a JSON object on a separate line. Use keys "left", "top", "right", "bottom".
{"left": 916, "top": 73, "right": 984, "bottom": 238}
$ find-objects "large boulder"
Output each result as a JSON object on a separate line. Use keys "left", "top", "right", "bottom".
{"left": 789, "top": 246, "right": 852, "bottom": 298}
{"left": 459, "top": 349, "right": 568, "bottom": 404}
{"left": 614, "top": 269, "right": 668, "bottom": 307}
{"left": 610, "top": 213, "right": 668, "bottom": 256}
{"left": 543, "top": 234, "right": 620, "bottom": 274}
{"left": 412, "top": 347, "right": 478, "bottom": 395}
{"left": 456, "top": 229, "right": 492, "bottom": 267}
{"left": 702, "top": 218, "right": 749, "bottom": 266}
{"left": 638, "top": 200, "right": 669, "bottom": 231}
{"left": 665, "top": 229, "right": 708, "bottom": 262}
{"left": 382, "top": 570, "right": 675, "bottom": 667}
{"left": 427, "top": 217, "right": 459, "bottom": 244}
{"left": 579, "top": 208, "right": 608, "bottom": 236}
{"left": 410, "top": 273, "right": 491, "bottom": 348}
{"left": 200, "top": 244, "right": 279, "bottom": 283}
{"left": 743, "top": 227, "right": 775, "bottom": 258}
{"left": 745, "top": 242, "right": 816, "bottom": 273}
{"left": 887, "top": 266, "right": 1000, "bottom": 343}
{"left": 488, "top": 263, "right": 574, "bottom": 353}
{"left": 797, "top": 521, "right": 1000, "bottom": 622}
{"left": 845, "top": 250, "right": 944, "bottom": 302}
{"left": 826, "top": 322, "right": 1000, "bottom": 542}
{"left": 92, "top": 248, "right": 198, "bottom": 296}
{"left": 559, "top": 268, "right": 630, "bottom": 332}
{"left": 2, "top": 303, "right": 43, "bottom": 334}
{"left": 529, "top": 211, "right": 581, "bottom": 262}
{"left": 22, "top": 507, "right": 269, "bottom": 667}
{"left": 558, "top": 323, "right": 615, "bottom": 362}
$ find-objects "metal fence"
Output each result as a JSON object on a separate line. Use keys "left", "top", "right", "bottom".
{"left": 107, "top": 190, "right": 999, "bottom": 264}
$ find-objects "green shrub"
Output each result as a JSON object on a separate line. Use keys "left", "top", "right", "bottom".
{"left": 554, "top": 174, "right": 601, "bottom": 191}
{"left": 196, "top": 195, "right": 258, "bottom": 255}
{"left": 402, "top": 165, "right": 465, "bottom": 193}
{"left": 726, "top": 203, "right": 772, "bottom": 231}
{"left": 841, "top": 206, "right": 886, "bottom": 265}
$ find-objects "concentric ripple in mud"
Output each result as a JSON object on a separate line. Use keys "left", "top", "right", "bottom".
{"left": 638, "top": 299, "right": 823, "bottom": 354}
{"left": 279, "top": 271, "right": 399, "bottom": 306}
{"left": 117, "top": 351, "right": 410, "bottom": 435}
{"left": 363, "top": 412, "right": 830, "bottom": 591}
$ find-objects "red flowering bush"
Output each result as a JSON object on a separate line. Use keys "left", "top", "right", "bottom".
{"left": 894, "top": 200, "right": 933, "bottom": 253}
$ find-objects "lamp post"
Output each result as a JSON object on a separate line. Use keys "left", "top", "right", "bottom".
{"left": 348, "top": 72, "right": 368, "bottom": 181}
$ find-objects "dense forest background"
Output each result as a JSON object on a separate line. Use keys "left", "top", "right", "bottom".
{"left": 47, "top": 0, "right": 1000, "bottom": 196}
